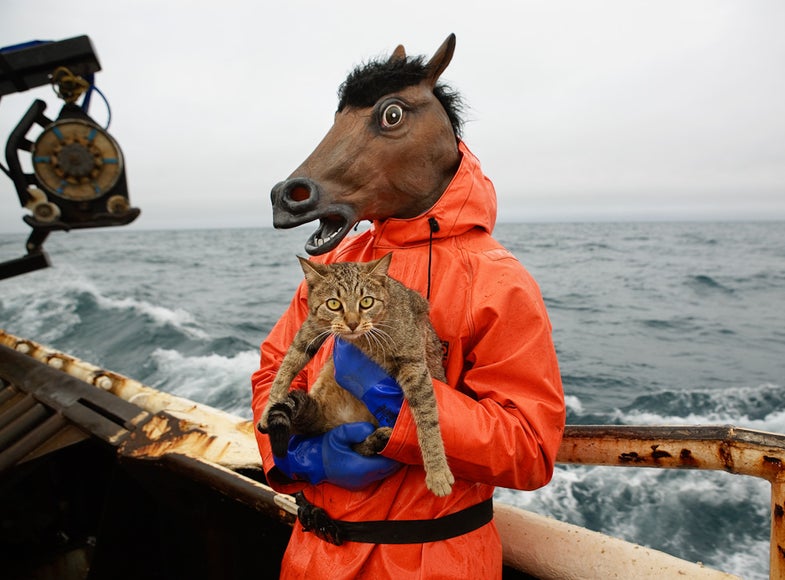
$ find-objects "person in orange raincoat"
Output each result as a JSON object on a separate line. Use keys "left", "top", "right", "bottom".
{"left": 251, "top": 139, "right": 566, "bottom": 579}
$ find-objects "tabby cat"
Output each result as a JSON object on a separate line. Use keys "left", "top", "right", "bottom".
{"left": 257, "top": 253, "right": 454, "bottom": 496}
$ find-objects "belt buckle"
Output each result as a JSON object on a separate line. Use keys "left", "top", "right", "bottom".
{"left": 296, "top": 495, "right": 344, "bottom": 546}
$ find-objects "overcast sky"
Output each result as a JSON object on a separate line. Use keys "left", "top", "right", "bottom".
{"left": 1, "top": 0, "right": 784, "bottom": 234}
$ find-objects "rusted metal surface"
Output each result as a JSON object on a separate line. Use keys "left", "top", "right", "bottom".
{"left": 557, "top": 424, "right": 785, "bottom": 480}
{"left": 557, "top": 424, "right": 785, "bottom": 579}
{"left": 0, "top": 328, "right": 260, "bottom": 470}
{"left": 771, "top": 473, "right": 785, "bottom": 580}
{"left": 0, "top": 332, "right": 264, "bottom": 481}
{"left": 0, "top": 330, "right": 286, "bottom": 518}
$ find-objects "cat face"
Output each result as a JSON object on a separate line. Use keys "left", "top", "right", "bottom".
{"left": 298, "top": 254, "right": 392, "bottom": 341}
{"left": 320, "top": 286, "right": 384, "bottom": 339}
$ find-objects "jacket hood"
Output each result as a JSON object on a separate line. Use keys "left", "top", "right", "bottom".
{"left": 372, "top": 140, "right": 497, "bottom": 246}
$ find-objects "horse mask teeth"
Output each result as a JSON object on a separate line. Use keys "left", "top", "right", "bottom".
{"left": 306, "top": 216, "right": 350, "bottom": 255}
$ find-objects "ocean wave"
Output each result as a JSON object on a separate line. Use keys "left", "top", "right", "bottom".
{"left": 92, "top": 294, "right": 208, "bottom": 340}
{"left": 148, "top": 348, "right": 259, "bottom": 418}
{"left": 638, "top": 315, "right": 703, "bottom": 332}
{"left": 564, "top": 394, "right": 583, "bottom": 416}
{"left": 0, "top": 267, "right": 208, "bottom": 345}
{"left": 616, "top": 383, "right": 785, "bottom": 432}
{"left": 501, "top": 462, "right": 770, "bottom": 579}
{"left": 685, "top": 274, "right": 736, "bottom": 295}
{"left": 544, "top": 296, "right": 603, "bottom": 313}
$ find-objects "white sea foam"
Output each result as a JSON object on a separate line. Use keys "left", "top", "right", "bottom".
{"left": 0, "top": 266, "right": 93, "bottom": 341}
{"left": 94, "top": 295, "right": 208, "bottom": 339}
{"left": 1, "top": 265, "right": 208, "bottom": 340}
{"left": 564, "top": 394, "right": 583, "bottom": 415}
{"left": 619, "top": 408, "right": 785, "bottom": 435}
{"left": 149, "top": 348, "right": 260, "bottom": 418}
{"left": 501, "top": 463, "right": 770, "bottom": 580}
{"left": 614, "top": 383, "right": 785, "bottom": 434}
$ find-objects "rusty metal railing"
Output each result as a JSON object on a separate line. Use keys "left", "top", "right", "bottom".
{"left": 557, "top": 424, "right": 785, "bottom": 579}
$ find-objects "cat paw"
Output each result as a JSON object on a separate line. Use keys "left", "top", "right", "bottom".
{"left": 265, "top": 401, "right": 297, "bottom": 457}
{"left": 352, "top": 426, "right": 392, "bottom": 456}
{"left": 258, "top": 392, "right": 289, "bottom": 433}
{"left": 425, "top": 470, "right": 455, "bottom": 497}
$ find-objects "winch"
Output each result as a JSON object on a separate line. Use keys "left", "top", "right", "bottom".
{"left": 0, "top": 35, "right": 139, "bottom": 280}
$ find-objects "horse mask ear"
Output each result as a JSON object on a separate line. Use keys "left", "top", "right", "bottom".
{"left": 424, "top": 33, "right": 456, "bottom": 87}
{"left": 389, "top": 44, "right": 406, "bottom": 63}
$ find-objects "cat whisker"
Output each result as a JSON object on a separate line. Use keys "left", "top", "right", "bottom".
{"left": 369, "top": 327, "right": 394, "bottom": 348}
{"left": 371, "top": 323, "right": 398, "bottom": 339}
{"left": 365, "top": 328, "right": 397, "bottom": 366}
{"left": 306, "top": 329, "right": 333, "bottom": 353}
{"left": 363, "top": 329, "right": 385, "bottom": 350}
{"left": 362, "top": 333, "right": 388, "bottom": 366}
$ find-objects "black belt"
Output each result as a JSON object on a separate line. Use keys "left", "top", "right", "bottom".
{"left": 294, "top": 492, "right": 493, "bottom": 546}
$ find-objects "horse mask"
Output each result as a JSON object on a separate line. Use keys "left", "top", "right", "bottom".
{"left": 269, "top": 34, "right": 462, "bottom": 255}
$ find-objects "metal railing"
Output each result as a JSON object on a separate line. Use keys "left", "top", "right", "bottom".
{"left": 556, "top": 424, "right": 785, "bottom": 579}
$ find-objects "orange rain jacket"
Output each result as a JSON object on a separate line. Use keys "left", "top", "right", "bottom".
{"left": 251, "top": 141, "right": 565, "bottom": 579}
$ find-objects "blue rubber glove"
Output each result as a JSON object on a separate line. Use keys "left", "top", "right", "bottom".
{"left": 273, "top": 422, "right": 401, "bottom": 490}
{"left": 333, "top": 337, "right": 404, "bottom": 427}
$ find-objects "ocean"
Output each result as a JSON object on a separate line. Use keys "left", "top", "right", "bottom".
{"left": 1, "top": 221, "right": 783, "bottom": 579}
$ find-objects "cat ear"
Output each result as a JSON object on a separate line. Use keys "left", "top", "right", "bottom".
{"left": 367, "top": 252, "right": 393, "bottom": 277}
{"left": 298, "top": 256, "right": 327, "bottom": 285}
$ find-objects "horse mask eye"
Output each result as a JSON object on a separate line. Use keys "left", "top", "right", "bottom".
{"left": 381, "top": 103, "right": 404, "bottom": 129}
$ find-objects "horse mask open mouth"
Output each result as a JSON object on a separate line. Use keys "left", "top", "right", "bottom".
{"left": 301, "top": 211, "right": 357, "bottom": 255}
{"left": 270, "top": 177, "right": 358, "bottom": 256}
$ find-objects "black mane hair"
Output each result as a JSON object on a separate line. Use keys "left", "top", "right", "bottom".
{"left": 337, "top": 55, "right": 465, "bottom": 138}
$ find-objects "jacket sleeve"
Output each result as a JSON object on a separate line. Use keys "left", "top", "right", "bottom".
{"left": 381, "top": 256, "right": 565, "bottom": 491}
{"left": 250, "top": 282, "right": 311, "bottom": 493}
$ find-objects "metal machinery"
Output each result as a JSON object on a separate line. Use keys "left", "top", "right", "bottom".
{"left": 0, "top": 36, "right": 139, "bottom": 280}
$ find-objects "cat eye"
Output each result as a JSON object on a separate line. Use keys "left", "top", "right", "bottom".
{"left": 359, "top": 296, "right": 375, "bottom": 309}
{"left": 326, "top": 298, "right": 342, "bottom": 311}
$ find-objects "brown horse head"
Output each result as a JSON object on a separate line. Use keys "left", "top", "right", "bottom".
{"left": 270, "top": 34, "right": 464, "bottom": 255}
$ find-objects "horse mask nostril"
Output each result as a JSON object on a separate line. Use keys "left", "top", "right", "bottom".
{"left": 271, "top": 179, "right": 321, "bottom": 216}
{"left": 288, "top": 185, "right": 311, "bottom": 202}
{"left": 280, "top": 179, "right": 319, "bottom": 209}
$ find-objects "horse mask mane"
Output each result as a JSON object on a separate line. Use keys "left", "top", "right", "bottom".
{"left": 337, "top": 54, "right": 465, "bottom": 138}
{"left": 270, "top": 34, "right": 464, "bottom": 256}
